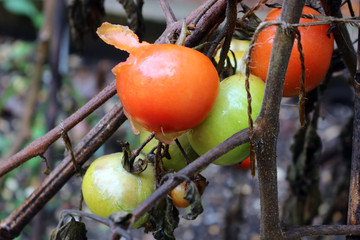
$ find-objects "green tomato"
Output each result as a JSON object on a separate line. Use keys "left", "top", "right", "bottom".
{"left": 140, "top": 131, "right": 198, "bottom": 171}
{"left": 229, "top": 39, "right": 250, "bottom": 52}
{"left": 82, "top": 152, "right": 154, "bottom": 228}
{"left": 187, "top": 73, "right": 265, "bottom": 165}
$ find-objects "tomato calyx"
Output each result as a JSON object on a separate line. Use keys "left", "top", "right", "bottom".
{"left": 120, "top": 142, "right": 148, "bottom": 174}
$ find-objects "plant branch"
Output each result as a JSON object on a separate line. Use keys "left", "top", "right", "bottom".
{"left": 155, "top": 0, "right": 237, "bottom": 48}
{"left": 346, "top": 8, "right": 360, "bottom": 238}
{"left": 0, "top": 80, "right": 117, "bottom": 178}
{"left": 320, "top": 0, "right": 356, "bottom": 78}
{"left": 284, "top": 225, "right": 360, "bottom": 239}
{"left": 159, "top": 0, "right": 176, "bottom": 24}
{"left": 0, "top": 103, "right": 126, "bottom": 239}
{"left": 251, "top": 0, "right": 305, "bottom": 239}
{"left": 216, "top": 0, "right": 237, "bottom": 75}
{"left": 189, "top": 0, "right": 218, "bottom": 28}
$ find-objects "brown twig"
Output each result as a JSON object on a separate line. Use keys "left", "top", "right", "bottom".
{"left": 216, "top": 0, "right": 237, "bottom": 75}
{"left": 155, "top": 0, "right": 233, "bottom": 47}
{"left": 295, "top": 30, "right": 306, "bottom": 127}
{"left": 346, "top": 6, "right": 360, "bottom": 238}
{"left": 158, "top": 0, "right": 176, "bottom": 24}
{"left": 0, "top": 103, "right": 126, "bottom": 239}
{"left": 238, "top": 0, "right": 268, "bottom": 26}
{"left": 284, "top": 225, "right": 360, "bottom": 239}
{"left": 175, "top": 138, "right": 190, "bottom": 165}
{"left": 320, "top": 0, "right": 356, "bottom": 78}
{"left": 251, "top": 0, "right": 306, "bottom": 238}
{"left": 189, "top": 0, "right": 218, "bottom": 28}
{"left": 154, "top": 141, "right": 163, "bottom": 188}
{"left": 131, "top": 132, "right": 155, "bottom": 158}
{"left": 0, "top": 80, "right": 117, "bottom": 177}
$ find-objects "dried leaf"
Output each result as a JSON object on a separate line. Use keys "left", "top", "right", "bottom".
{"left": 183, "top": 181, "right": 204, "bottom": 220}
{"left": 148, "top": 198, "right": 179, "bottom": 240}
{"left": 51, "top": 217, "right": 87, "bottom": 240}
{"left": 120, "top": 142, "right": 147, "bottom": 174}
{"left": 284, "top": 123, "right": 322, "bottom": 225}
{"left": 117, "top": 0, "right": 145, "bottom": 39}
{"left": 68, "top": 0, "right": 105, "bottom": 50}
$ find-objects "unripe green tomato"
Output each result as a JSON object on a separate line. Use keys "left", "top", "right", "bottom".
{"left": 140, "top": 131, "right": 198, "bottom": 171}
{"left": 187, "top": 74, "right": 265, "bottom": 165}
{"left": 82, "top": 152, "right": 154, "bottom": 228}
{"left": 229, "top": 39, "right": 251, "bottom": 52}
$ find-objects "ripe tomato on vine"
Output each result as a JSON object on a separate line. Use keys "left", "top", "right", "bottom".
{"left": 97, "top": 22, "right": 219, "bottom": 143}
{"left": 250, "top": 6, "right": 334, "bottom": 97}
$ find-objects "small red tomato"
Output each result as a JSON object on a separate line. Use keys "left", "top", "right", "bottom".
{"left": 235, "top": 157, "right": 251, "bottom": 170}
{"left": 97, "top": 22, "right": 219, "bottom": 143}
{"left": 250, "top": 6, "right": 334, "bottom": 97}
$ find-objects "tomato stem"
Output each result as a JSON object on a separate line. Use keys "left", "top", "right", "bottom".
{"left": 174, "top": 138, "right": 191, "bottom": 165}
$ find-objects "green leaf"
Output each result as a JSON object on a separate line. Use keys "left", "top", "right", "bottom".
{"left": 3, "top": 0, "right": 43, "bottom": 28}
{"left": 3, "top": 0, "right": 38, "bottom": 16}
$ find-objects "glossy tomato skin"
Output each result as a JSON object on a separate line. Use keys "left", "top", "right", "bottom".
{"left": 187, "top": 74, "right": 265, "bottom": 165}
{"left": 114, "top": 44, "right": 219, "bottom": 141}
{"left": 82, "top": 153, "right": 154, "bottom": 228}
{"left": 250, "top": 6, "right": 334, "bottom": 97}
{"left": 170, "top": 181, "right": 190, "bottom": 208}
{"left": 140, "top": 131, "right": 198, "bottom": 171}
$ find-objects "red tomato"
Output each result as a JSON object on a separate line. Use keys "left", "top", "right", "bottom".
{"left": 235, "top": 157, "right": 251, "bottom": 170}
{"left": 97, "top": 22, "right": 219, "bottom": 143}
{"left": 250, "top": 6, "right": 334, "bottom": 97}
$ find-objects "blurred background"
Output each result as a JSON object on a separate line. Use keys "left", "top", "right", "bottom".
{"left": 0, "top": 0, "right": 359, "bottom": 239}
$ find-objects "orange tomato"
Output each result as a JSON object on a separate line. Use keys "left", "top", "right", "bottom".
{"left": 170, "top": 174, "right": 207, "bottom": 208}
{"left": 250, "top": 6, "right": 334, "bottom": 97}
{"left": 170, "top": 181, "right": 190, "bottom": 208}
{"left": 97, "top": 22, "right": 219, "bottom": 143}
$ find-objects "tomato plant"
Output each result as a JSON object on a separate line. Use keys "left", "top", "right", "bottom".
{"left": 140, "top": 131, "right": 198, "bottom": 171}
{"left": 97, "top": 22, "right": 219, "bottom": 143}
{"left": 187, "top": 73, "right": 265, "bottom": 165}
{"left": 82, "top": 152, "right": 154, "bottom": 228}
{"left": 250, "top": 6, "right": 334, "bottom": 97}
